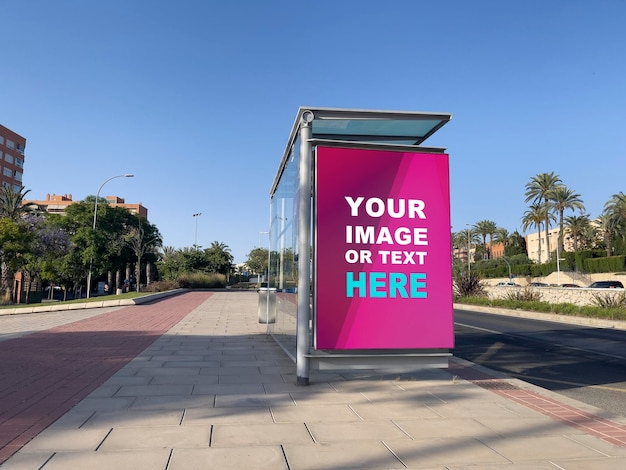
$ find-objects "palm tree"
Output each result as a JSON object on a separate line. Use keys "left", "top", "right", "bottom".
{"left": 603, "top": 192, "right": 626, "bottom": 241}
{"left": 597, "top": 213, "right": 619, "bottom": 256}
{"left": 0, "top": 186, "right": 31, "bottom": 220}
{"left": 564, "top": 214, "right": 591, "bottom": 252}
{"left": 522, "top": 202, "right": 548, "bottom": 263}
{"left": 547, "top": 185, "right": 585, "bottom": 254}
{"left": 525, "top": 172, "right": 561, "bottom": 260}
{"left": 473, "top": 220, "right": 498, "bottom": 259}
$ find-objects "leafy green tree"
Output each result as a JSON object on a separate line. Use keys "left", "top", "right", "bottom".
{"left": 525, "top": 172, "right": 561, "bottom": 260}
{"left": 0, "top": 218, "right": 33, "bottom": 297}
{"left": 246, "top": 247, "right": 269, "bottom": 276}
{"left": 20, "top": 214, "right": 71, "bottom": 301}
{"left": 204, "top": 241, "right": 234, "bottom": 276}
{"left": 547, "top": 185, "right": 585, "bottom": 254}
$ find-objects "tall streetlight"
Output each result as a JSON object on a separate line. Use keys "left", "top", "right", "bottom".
{"left": 193, "top": 213, "right": 202, "bottom": 248}
{"left": 86, "top": 173, "right": 134, "bottom": 298}
{"left": 466, "top": 224, "right": 471, "bottom": 276}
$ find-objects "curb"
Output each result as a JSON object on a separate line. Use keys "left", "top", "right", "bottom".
{"left": 0, "top": 289, "right": 187, "bottom": 316}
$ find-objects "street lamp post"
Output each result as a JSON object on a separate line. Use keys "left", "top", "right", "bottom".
{"left": 466, "top": 224, "right": 471, "bottom": 276}
{"left": 193, "top": 213, "right": 202, "bottom": 248}
{"left": 86, "top": 173, "right": 134, "bottom": 298}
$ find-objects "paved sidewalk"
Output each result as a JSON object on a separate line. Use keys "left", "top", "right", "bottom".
{"left": 2, "top": 291, "right": 626, "bottom": 469}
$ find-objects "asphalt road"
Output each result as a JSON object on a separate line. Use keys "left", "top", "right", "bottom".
{"left": 453, "top": 307, "right": 626, "bottom": 418}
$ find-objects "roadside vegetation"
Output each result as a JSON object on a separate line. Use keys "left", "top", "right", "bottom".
{"left": 452, "top": 171, "right": 626, "bottom": 322}
{"left": 454, "top": 271, "right": 626, "bottom": 322}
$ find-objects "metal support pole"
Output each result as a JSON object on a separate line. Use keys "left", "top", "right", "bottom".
{"left": 296, "top": 111, "right": 313, "bottom": 385}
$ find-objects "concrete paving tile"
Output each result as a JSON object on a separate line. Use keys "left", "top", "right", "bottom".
{"left": 99, "top": 424, "right": 211, "bottom": 451}
{"left": 19, "top": 428, "right": 111, "bottom": 452}
{"left": 306, "top": 421, "right": 410, "bottom": 443}
{"left": 327, "top": 380, "right": 406, "bottom": 393}
{"left": 565, "top": 433, "right": 626, "bottom": 457}
{"left": 475, "top": 416, "right": 585, "bottom": 437}
{"left": 427, "top": 401, "right": 534, "bottom": 419}
{"left": 0, "top": 451, "right": 55, "bottom": 469}
{"left": 150, "top": 374, "right": 219, "bottom": 385}
{"left": 289, "top": 391, "right": 371, "bottom": 405}
{"left": 148, "top": 354, "right": 206, "bottom": 362}
{"left": 282, "top": 442, "right": 405, "bottom": 470}
{"left": 351, "top": 402, "right": 442, "bottom": 420}
{"left": 114, "top": 384, "right": 194, "bottom": 397}
{"left": 214, "top": 393, "right": 294, "bottom": 408}
{"left": 164, "top": 360, "right": 221, "bottom": 368}
{"left": 129, "top": 395, "right": 216, "bottom": 411}
{"left": 183, "top": 406, "right": 274, "bottom": 425}
{"left": 169, "top": 447, "right": 288, "bottom": 470}
{"left": 210, "top": 423, "right": 312, "bottom": 447}
{"left": 47, "top": 411, "right": 95, "bottom": 429}
{"left": 481, "top": 435, "right": 607, "bottom": 461}
{"left": 271, "top": 404, "right": 361, "bottom": 423}
{"left": 393, "top": 418, "right": 497, "bottom": 439}
{"left": 549, "top": 457, "right": 626, "bottom": 469}
{"left": 72, "top": 397, "right": 135, "bottom": 411}
{"left": 112, "top": 367, "right": 142, "bottom": 377}
{"left": 39, "top": 449, "right": 172, "bottom": 470}
{"left": 386, "top": 437, "right": 511, "bottom": 466}
{"left": 263, "top": 381, "right": 336, "bottom": 393}
{"left": 135, "top": 366, "right": 201, "bottom": 376}
{"left": 217, "top": 373, "right": 286, "bottom": 384}
{"left": 192, "top": 383, "right": 266, "bottom": 395}
{"left": 101, "top": 376, "right": 152, "bottom": 386}
{"left": 446, "top": 463, "right": 557, "bottom": 469}
{"left": 259, "top": 366, "right": 300, "bottom": 375}
{"left": 86, "top": 384, "right": 121, "bottom": 398}
{"left": 81, "top": 409, "right": 184, "bottom": 428}
{"left": 200, "top": 366, "right": 262, "bottom": 376}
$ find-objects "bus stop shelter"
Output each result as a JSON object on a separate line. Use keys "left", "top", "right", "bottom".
{"left": 267, "top": 107, "right": 454, "bottom": 385}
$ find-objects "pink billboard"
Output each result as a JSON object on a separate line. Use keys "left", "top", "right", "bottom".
{"left": 315, "top": 146, "right": 454, "bottom": 350}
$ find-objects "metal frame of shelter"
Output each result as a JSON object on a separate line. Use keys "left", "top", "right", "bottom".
{"left": 269, "top": 107, "right": 453, "bottom": 385}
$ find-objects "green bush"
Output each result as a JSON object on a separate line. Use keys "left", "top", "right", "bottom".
{"left": 454, "top": 296, "right": 626, "bottom": 321}
{"left": 585, "top": 256, "right": 626, "bottom": 274}
{"left": 590, "top": 291, "right": 626, "bottom": 309}
{"left": 144, "top": 280, "right": 180, "bottom": 292}
{"left": 453, "top": 271, "right": 486, "bottom": 297}
{"left": 177, "top": 272, "right": 226, "bottom": 288}
{"left": 506, "top": 287, "right": 542, "bottom": 302}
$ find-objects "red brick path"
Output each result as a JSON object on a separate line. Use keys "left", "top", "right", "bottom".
{"left": 0, "top": 291, "right": 212, "bottom": 465}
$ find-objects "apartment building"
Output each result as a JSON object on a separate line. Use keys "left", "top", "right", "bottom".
{"left": 24, "top": 193, "right": 148, "bottom": 218}
{"left": 0, "top": 124, "right": 26, "bottom": 192}
{"left": 525, "top": 227, "right": 576, "bottom": 262}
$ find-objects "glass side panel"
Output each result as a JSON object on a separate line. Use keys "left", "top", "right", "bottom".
{"left": 268, "top": 137, "right": 300, "bottom": 358}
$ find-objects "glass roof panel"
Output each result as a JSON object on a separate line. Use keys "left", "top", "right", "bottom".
{"left": 312, "top": 119, "right": 444, "bottom": 139}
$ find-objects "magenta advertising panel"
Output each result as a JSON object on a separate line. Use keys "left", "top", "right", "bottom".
{"left": 315, "top": 146, "right": 454, "bottom": 350}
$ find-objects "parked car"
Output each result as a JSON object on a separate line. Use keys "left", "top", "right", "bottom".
{"left": 496, "top": 281, "right": 519, "bottom": 287}
{"left": 560, "top": 283, "right": 580, "bottom": 288}
{"left": 528, "top": 282, "right": 548, "bottom": 287}
{"left": 588, "top": 281, "right": 624, "bottom": 289}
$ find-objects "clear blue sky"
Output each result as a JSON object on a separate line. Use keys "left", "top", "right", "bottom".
{"left": 2, "top": 1, "right": 625, "bottom": 263}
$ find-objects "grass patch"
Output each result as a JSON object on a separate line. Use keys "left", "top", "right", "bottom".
{"left": 454, "top": 295, "right": 626, "bottom": 321}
